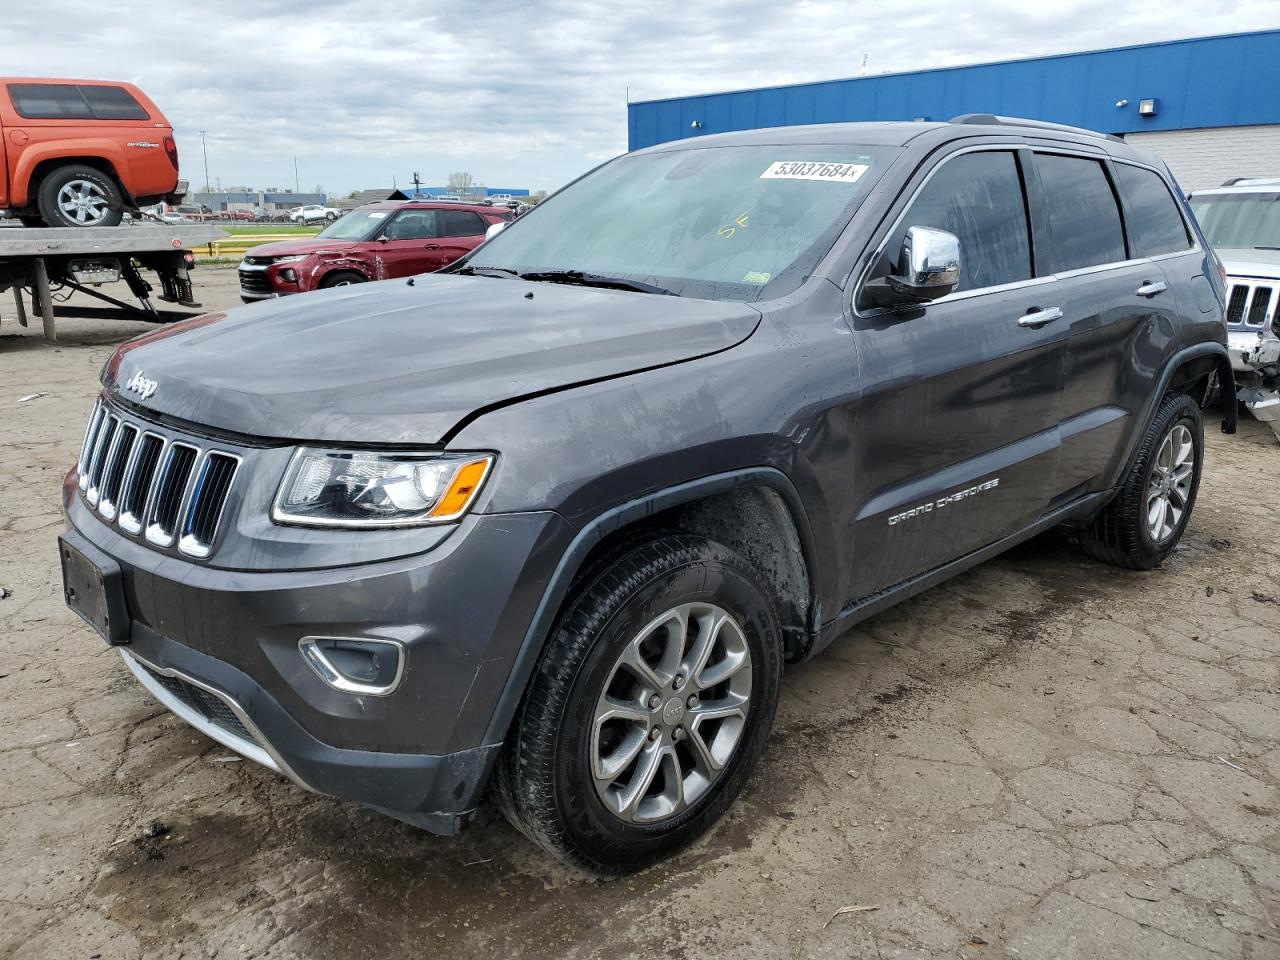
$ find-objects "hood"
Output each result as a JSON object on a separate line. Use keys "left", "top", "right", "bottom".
{"left": 247, "top": 238, "right": 362, "bottom": 259}
{"left": 1216, "top": 247, "right": 1280, "bottom": 279}
{"left": 106, "top": 274, "right": 761, "bottom": 445}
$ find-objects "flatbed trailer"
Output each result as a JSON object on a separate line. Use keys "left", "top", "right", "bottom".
{"left": 0, "top": 223, "right": 227, "bottom": 342}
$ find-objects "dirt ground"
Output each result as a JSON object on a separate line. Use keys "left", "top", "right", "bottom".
{"left": 1, "top": 265, "right": 1278, "bottom": 960}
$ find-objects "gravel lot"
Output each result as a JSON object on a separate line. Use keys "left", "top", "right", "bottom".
{"left": 1, "top": 265, "right": 1278, "bottom": 960}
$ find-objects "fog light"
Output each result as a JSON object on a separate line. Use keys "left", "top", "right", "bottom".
{"left": 280, "top": 267, "right": 297, "bottom": 282}
{"left": 299, "top": 636, "right": 404, "bottom": 696}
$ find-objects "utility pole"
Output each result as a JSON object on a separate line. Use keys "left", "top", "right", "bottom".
{"left": 293, "top": 157, "right": 300, "bottom": 194}
{"left": 199, "top": 130, "right": 210, "bottom": 194}
{"left": 412, "top": 171, "right": 422, "bottom": 196}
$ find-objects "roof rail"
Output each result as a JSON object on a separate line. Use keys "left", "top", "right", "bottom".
{"left": 1220, "top": 176, "right": 1280, "bottom": 187}
{"left": 949, "top": 113, "right": 1123, "bottom": 143}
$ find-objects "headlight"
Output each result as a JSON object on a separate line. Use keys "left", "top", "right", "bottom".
{"left": 272, "top": 448, "right": 494, "bottom": 528}
{"left": 271, "top": 255, "right": 307, "bottom": 264}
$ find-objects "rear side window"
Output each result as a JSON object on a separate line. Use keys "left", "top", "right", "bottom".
{"left": 1035, "top": 154, "right": 1126, "bottom": 272}
{"left": 1115, "top": 164, "right": 1191, "bottom": 257}
{"left": 887, "top": 151, "right": 1031, "bottom": 292}
{"left": 8, "top": 83, "right": 150, "bottom": 121}
{"left": 437, "top": 210, "right": 486, "bottom": 237}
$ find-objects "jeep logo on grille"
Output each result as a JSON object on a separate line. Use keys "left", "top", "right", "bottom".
{"left": 125, "top": 371, "right": 158, "bottom": 401}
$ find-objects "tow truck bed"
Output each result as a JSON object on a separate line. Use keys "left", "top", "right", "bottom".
{"left": 0, "top": 223, "right": 227, "bottom": 342}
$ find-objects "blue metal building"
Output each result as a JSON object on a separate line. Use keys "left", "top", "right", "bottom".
{"left": 404, "top": 186, "right": 531, "bottom": 198}
{"left": 627, "top": 30, "right": 1280, "bottom": 191}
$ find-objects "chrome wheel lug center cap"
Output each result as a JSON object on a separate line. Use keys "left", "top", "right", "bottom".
{"left": 661, "top": 697, "right": 685, "bottom": 727}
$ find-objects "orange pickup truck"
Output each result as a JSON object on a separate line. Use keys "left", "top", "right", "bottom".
{"left": 0, "top": 77, "right": 184, "bottom": 227}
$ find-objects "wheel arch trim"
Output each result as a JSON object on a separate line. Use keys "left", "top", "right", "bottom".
{"left": 1115, "top": 342, "right": 1236, "bottom": 487}
{"left": 479, "top": 467, "right": 822, "bottom": 748}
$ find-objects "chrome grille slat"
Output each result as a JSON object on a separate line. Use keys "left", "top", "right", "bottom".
{"left": 85, "top": 415, "right": 119, "bottom": 506}
{"left": 145, "top": 443, "right": 199, "bottom": 547}
{"left": 75, "top": 404, "right": 240, "bottom": 559}
{"left": 98, "top": 423, "right": 138, "bottom": 521}
{"left": 119, "top": 433, "right": 165, "bottom": 535}
{"left": 1225, "top": 278, "right": 1276, "bottom": 330}
{"left": 77, "top": 401, "right": 105, "bottom": 489}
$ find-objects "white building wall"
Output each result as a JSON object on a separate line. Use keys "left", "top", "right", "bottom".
{"left": 1125, "top": 125, "right": 1280, "bottom": 192}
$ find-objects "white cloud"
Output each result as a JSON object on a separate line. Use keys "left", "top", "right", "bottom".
{"left": 1, "top": 1, "right": 1276, "bottom": 195}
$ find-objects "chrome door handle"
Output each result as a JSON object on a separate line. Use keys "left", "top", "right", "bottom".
{"left": 1137, "top": 280, "right": 1168, "bottom": 297}
{"left": 1017, "top": 307, "right": 1063, "bottom": 328}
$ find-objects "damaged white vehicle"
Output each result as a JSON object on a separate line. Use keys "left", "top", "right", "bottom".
{"left": 1189, "top": 178, "right": 1280, "bottom": 441}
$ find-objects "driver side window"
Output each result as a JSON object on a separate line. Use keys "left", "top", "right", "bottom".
{"left": 383, "top": 210, "right": 437, "bottom": 241}
{"left": 884, "top": 151, "right": 1032, "bottom": 293}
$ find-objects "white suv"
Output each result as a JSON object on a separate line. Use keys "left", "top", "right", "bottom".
{"left": 289, "top": 204, "right": 340, "bottom": 224}
{"left": 1189, "top": 177, "right": 1280, "bottom": 441}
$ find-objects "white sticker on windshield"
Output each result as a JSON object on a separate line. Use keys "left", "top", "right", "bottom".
{"left": 367, "top": 211, "right": 388, "bottom": 219}
{"left": 760, "top": 161, "right": 868, "bottom": 183}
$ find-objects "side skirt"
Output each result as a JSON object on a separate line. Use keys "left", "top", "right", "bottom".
{"left": 805, "top": 489, "right": 1113, "bottom": 659}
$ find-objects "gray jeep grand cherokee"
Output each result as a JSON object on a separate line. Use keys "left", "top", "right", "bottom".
{"left": 61, "top": 115, "right": 1236, "bottom": 873}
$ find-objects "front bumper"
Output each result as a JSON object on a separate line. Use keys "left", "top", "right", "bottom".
{"left": 63, "top": 494, "right": 569, "bottom": 832}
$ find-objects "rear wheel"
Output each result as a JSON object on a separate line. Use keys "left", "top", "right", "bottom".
{"left": 495, "top": 534, "right": 783, "bottom": 874}
{"left": 319, "top": 270, "right": 365, "bottom": 289}
{"left": 1081, "top": 392, "right": 1203, "bottom": 569}
{"left": 37, "top": 165, "right": 124, "bottom": 227}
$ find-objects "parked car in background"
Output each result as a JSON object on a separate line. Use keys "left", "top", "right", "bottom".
{"left": 239, "top": 199, "right": 511, "bottom": 301}
{"left": 289, "top": 203, "right": 341, "bottom": 224}
{"left": 1188, "top": 177, "right": 1280, "bottom": 441}
{"left": 0, "top": 77, "right": 184, "bottom": 227}
{"left": 172, "top": 203, "right": 212, "bottom": 221}
{"left": 65, "top": 117, "right": 1235, "bottom": 874}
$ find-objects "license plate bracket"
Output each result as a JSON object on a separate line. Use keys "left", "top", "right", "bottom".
{"left": 59, "top": 532, "right": 129, "bottom": 645}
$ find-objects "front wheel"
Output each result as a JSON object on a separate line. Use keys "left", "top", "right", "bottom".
{"left": 319, "top": 270, "right": 365, "bottom": 289}
{"left": 1080, "top": 392, "right": 1203, "bottom": 569}
{"left": 495, "top": 534, "right": 783, "bottom": 874}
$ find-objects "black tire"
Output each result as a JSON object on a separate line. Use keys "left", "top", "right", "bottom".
{"left": 495, "top": 534, "right": 783, "bottom": 874}
{"left": 1081, "top": 392, "right": 1204, "bottom": 569}
{"left": 37, "top": 164, "right": 124, "bottom": 228}
{"left": 17, "top": 215, "right": 45, "bottom": 228}
{"left": 319, "top": 270, "right": 365, "bottom": 289}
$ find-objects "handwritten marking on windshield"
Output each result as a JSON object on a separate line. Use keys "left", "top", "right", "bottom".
{"left": 717, "top": 211, "right": 750, "bottom": 238}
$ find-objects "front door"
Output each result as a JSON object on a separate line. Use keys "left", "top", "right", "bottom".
{"left": 372, "top": 208, "right": 443, "bottom": 279}
{"left": 846, "top": 147, "right": 1070, "bottom": 600}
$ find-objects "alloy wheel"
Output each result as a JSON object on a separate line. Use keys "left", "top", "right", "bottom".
{"left": 591, "top": 602, "right": 752, "bottom": 824}
{"left": 57, "top": 179, "right": 112, "bottom": 225}
{"left": 1146, "top": 423, "right": 1194, "bottom": 542}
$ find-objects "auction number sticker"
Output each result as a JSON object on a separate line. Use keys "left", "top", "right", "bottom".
{"left": 760, "top": 161, "right": 868, "bottom": 183}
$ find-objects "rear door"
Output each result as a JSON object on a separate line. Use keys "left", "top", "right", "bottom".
{"left": 434, "top": 209, "right": 490, "bottom": 267}
{"left": 1027, "top": 149, "right": 1191, "bottom": 495}
{"left": 371, "top": 208, "right": 440, "bottom": 278}
{"left": 848, "top": 146, "right": 1069, "bottom": 599}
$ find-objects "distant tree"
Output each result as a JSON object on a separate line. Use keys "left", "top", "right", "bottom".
{"left": 447, "top": 171, "right": 475, "bottom": 196}
{"left": 312, "top": 183, "right": 325, "bottom": 195}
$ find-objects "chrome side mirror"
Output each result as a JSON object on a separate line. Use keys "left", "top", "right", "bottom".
{"left": 889, "top": 225, "right": 960, "bottom": 301}
{"left": 484, "top": 221, "right": 507, "bottom": 240}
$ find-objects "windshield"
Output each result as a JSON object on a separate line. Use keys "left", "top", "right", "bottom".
{"left": 1189, "top": 193, "right": 1280, "bottom": 249}
{"left": 467, "top": 144, "right": 897, "bottom": 300}
{"left": 314, "top": 209, "right": 385, "bottom": 241}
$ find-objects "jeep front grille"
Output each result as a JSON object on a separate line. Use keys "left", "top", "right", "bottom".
{"left": 77, "top": 401, "right": 241, "bottom": 559}
{"left": 1225, "top": 279, "right": 1276, "bottom": 332}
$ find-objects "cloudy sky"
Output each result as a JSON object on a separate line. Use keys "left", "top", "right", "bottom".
{"left": 3, "top": 1, "right": 1278, "bottom": 197}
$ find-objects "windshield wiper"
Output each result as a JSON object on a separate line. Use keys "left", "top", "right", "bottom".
{"left": 1253, "top": 245, "right": 1280, "bottom": 251}
{"left": 453, "top": 264, "right": 520, "bottom": 277}
{"left": 518, "top": 270, "right": 676, "bottom": 296}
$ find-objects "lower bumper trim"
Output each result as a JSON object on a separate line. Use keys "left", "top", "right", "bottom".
{"left": 121, "top": 648, "right": 314, "bottom": 792}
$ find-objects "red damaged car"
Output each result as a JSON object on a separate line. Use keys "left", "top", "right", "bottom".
{"left": 237, "top": 199, "right": 511, "bottom": 302}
